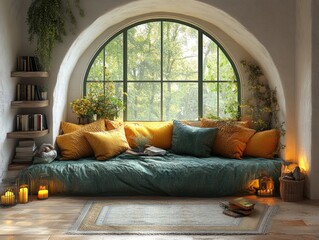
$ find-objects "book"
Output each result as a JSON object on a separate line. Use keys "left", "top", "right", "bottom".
{"left": 229, "top": 197, "right": 255, "bottom": 210}
{"left": 15, "top": 145, "right": 37, "bottom": 153}
{"left": 125, "top": 149, "right": 147, "bottom": 156}
{"left": 144, "top": 146, "right": 166, "bottom": 156}
{"left": 18, "top": 139, "right": 35, "bottom": 147}
{"left": 222, "top": 209, "right": 244, "bottom": 218}
{"left": 220, "top": 199, "right": 255, "bottom": 217}
{"left": 126, "top": 146, "right": 167, "bottom": 156}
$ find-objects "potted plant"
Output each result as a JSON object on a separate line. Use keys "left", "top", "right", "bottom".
{"left": 70, "top": 97, "right": 94, "bottom": 124}
{"left": 71, "top": 81, "right": 124, "bottom": 122}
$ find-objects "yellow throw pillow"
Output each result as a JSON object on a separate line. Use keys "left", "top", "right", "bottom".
{"left": 56, "top": 120, "right": 106, "bottom": 160}
{"left": 124, "top": 122, "right": 173, "bottom": 149}
{"left": 244, "top": 129, "right": 280, "bottom": 158}
{"left": 106, "top": 120, "right": 124, "bottom": 130}
{"left": 60, "top": 121, "right": 83, "bottom": 134}
{"left": 84, "top": 127, "right": 130, "bottom": 160}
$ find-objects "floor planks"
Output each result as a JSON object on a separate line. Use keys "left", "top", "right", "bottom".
{"left": 0, "top": 195, "right": 318, "bottom": 240}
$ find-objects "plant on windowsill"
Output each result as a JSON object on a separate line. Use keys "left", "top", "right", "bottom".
{"left": 27, "top": 0, "right": 84, "bottom": 70}
{"left": 70, "top": 81, "right": 124, "bottom": 123}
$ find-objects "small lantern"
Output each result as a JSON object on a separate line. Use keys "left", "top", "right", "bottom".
{"left": 0, "top": 178, "right": 17, "bottom": 207}
{"left": 257, "top": 176, "right": 274, "bottom": 197}
{"left": 17, "top": 173, "right": 32, "bottom": 204}
{"left": 37, "top": 173, "right": 49, "bottom": 200}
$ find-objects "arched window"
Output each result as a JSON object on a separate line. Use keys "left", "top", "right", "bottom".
{"left": 85, "top": 19, "right": 240, "bottom": 121}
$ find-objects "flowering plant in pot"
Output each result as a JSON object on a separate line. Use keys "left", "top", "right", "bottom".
{"left": 71, "top": 81, "right": 124, "bottom": 123}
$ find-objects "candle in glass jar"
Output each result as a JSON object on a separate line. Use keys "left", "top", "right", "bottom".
{"left": 258, "top": 189, "right": 273, "bottom": 196}
{"left": 19, "top": 185, "right": 28, "bottom": 203}
{"left": 38, "top": 186, "right": 48, "bottom": 200}
{"left": 1, "top": 190, "right": 15, "bottom": 205}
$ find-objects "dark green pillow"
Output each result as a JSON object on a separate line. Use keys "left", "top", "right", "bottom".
{"left": 171, "top": 120, "right": 218, "bottom": 157}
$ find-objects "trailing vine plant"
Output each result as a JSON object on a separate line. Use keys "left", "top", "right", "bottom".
{"left": 27, "top": 0, "right": 84, "bottom": 70}
{"left": 240, "top": 60, "right": 286, "bottom": 151}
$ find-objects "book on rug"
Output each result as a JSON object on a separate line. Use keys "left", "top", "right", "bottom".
{"left": 220, "top": 197, "right": 256, "bottom": 217}
{"left": 229, "top": 197, "right": 255, "bottom": 210}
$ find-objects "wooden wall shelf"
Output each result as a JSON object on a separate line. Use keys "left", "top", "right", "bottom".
{"left": 11, "top": 71, "right": 49, "bottom": 78}
{"left": 7, "top": 129, "right": 49, "bottom": 139}
{"left": 11, "top": 100, "right": 49, "bottom": 108}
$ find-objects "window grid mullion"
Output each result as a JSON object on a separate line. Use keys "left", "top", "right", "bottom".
{"left": 123, "top": 31, "right": 128, "bottom": 121}
{"left": 198, "top": 31, "right": 203, "bottom": 120}
{"left": 103, "top": 48, "right": 106, "bottom": 94}
{"left": 217, "top": 47, "right": 220, "bottom": 118}
{"left": 160, "top": 21, "right": 164, "bottom": 121}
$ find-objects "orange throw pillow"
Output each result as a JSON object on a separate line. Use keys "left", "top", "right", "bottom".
{"left": 201, "top": 119, "right": 255, "bottom": 159}
{"left": 244, "top": 129, "right": 280, "bottom": 158}
{"left": 200, "top": 118, "right": 250, "bottom": 128}
{"left": 56, "top": 120, "right": 106, "bottom": 160}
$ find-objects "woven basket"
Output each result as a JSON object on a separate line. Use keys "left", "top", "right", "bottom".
{"left": 279, "top": 177, "right": 305, "bottom": 202}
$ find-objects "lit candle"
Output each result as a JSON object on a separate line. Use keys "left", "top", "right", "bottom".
{"left": 38, "top": 188, "right": 49, "bottom": 200}
{"left": 258, "top": 189, "right": 273, "bottom": 197}
{"left": 19, "top": 185, "right": 28, "bottom": 203}
{"left": 1, "top": 191, "right": 15, "bottom": 205}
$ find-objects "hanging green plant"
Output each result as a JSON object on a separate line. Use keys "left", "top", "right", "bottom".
{"left": 27, "top": 0, "right": 84, "bottom": 70}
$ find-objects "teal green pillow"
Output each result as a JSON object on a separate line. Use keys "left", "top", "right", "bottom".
{"left": 171, "top": 120, "right": 218, "bottom": 157}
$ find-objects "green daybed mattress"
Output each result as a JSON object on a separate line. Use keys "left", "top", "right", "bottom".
{"left": 19, "top": 152, "right": 281, "bottom": 197}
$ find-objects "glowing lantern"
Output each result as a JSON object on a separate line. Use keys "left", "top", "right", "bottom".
{"left": 0, "top": 178, "right": 17, "bottom": 206}
{"left": 37, "top": 173, "right": 49, "bottom": 200}
{"left": 257, "top": 176, "right": 274, "bottom": 197}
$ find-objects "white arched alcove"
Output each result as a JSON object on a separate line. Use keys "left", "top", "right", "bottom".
{"left": 53, "top": 0, "right": 287, "bottom": 155}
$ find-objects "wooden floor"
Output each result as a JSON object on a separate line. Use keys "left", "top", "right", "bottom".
{"left": 0, "top": 195, "right": 318, "bottom": 240}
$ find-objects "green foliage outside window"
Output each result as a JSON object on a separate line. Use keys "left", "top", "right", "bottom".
{"left": 85, "top": 20, "right": 240, "bottom": 121}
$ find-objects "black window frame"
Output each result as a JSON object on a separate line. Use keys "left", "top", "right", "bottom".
{"left": 84, "top": 19, "right": 241, "bottom": 121}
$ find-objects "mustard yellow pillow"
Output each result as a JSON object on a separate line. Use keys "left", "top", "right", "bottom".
{"left": 60, "top": 121, "right": 83, "bottom": 134}
{"left": 244, "top": 129, "right": 280, "bottom": 158}
{"left": 106, "top": 120, "right": 124, "bottom": 130}
{"left": 84, "top": 127, "right": 130, "bottom": 160}
{"left": 56, "top": 120, "right": 106, "bottom": 160}
{"left": 124, "top": 122, "right": 173, "bottom": 149}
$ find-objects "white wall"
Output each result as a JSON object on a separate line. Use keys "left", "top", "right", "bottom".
{"left": 296, "top": 0, "right": 312, "bottom": 198}
{"left": 1, "top": 0, "right": 318, "bottom": 198}
{"left": 0, "top": 0, "right": 26, "bottom": 181}
{"left": 310, "top": 0, "right": 319, "bottom": 199}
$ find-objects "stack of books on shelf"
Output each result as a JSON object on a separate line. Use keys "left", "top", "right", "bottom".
{"left": 17, "top": 56, "right": 40, "bottom": 72}
{"left": 16, "top": 83, "right": 43, "bottom": 101}
{"left": 12, "top": 139, "right": 37, "bottom": 164}
{"left": 220, "top": 197, "right": 256, "bottom": 218}
{"left": 16, "top": 114, "right": 47, "bottom": 131}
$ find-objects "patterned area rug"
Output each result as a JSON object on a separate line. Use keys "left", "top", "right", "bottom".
{"left": 68, "top": 197, "right": 278, "bottom": 235}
